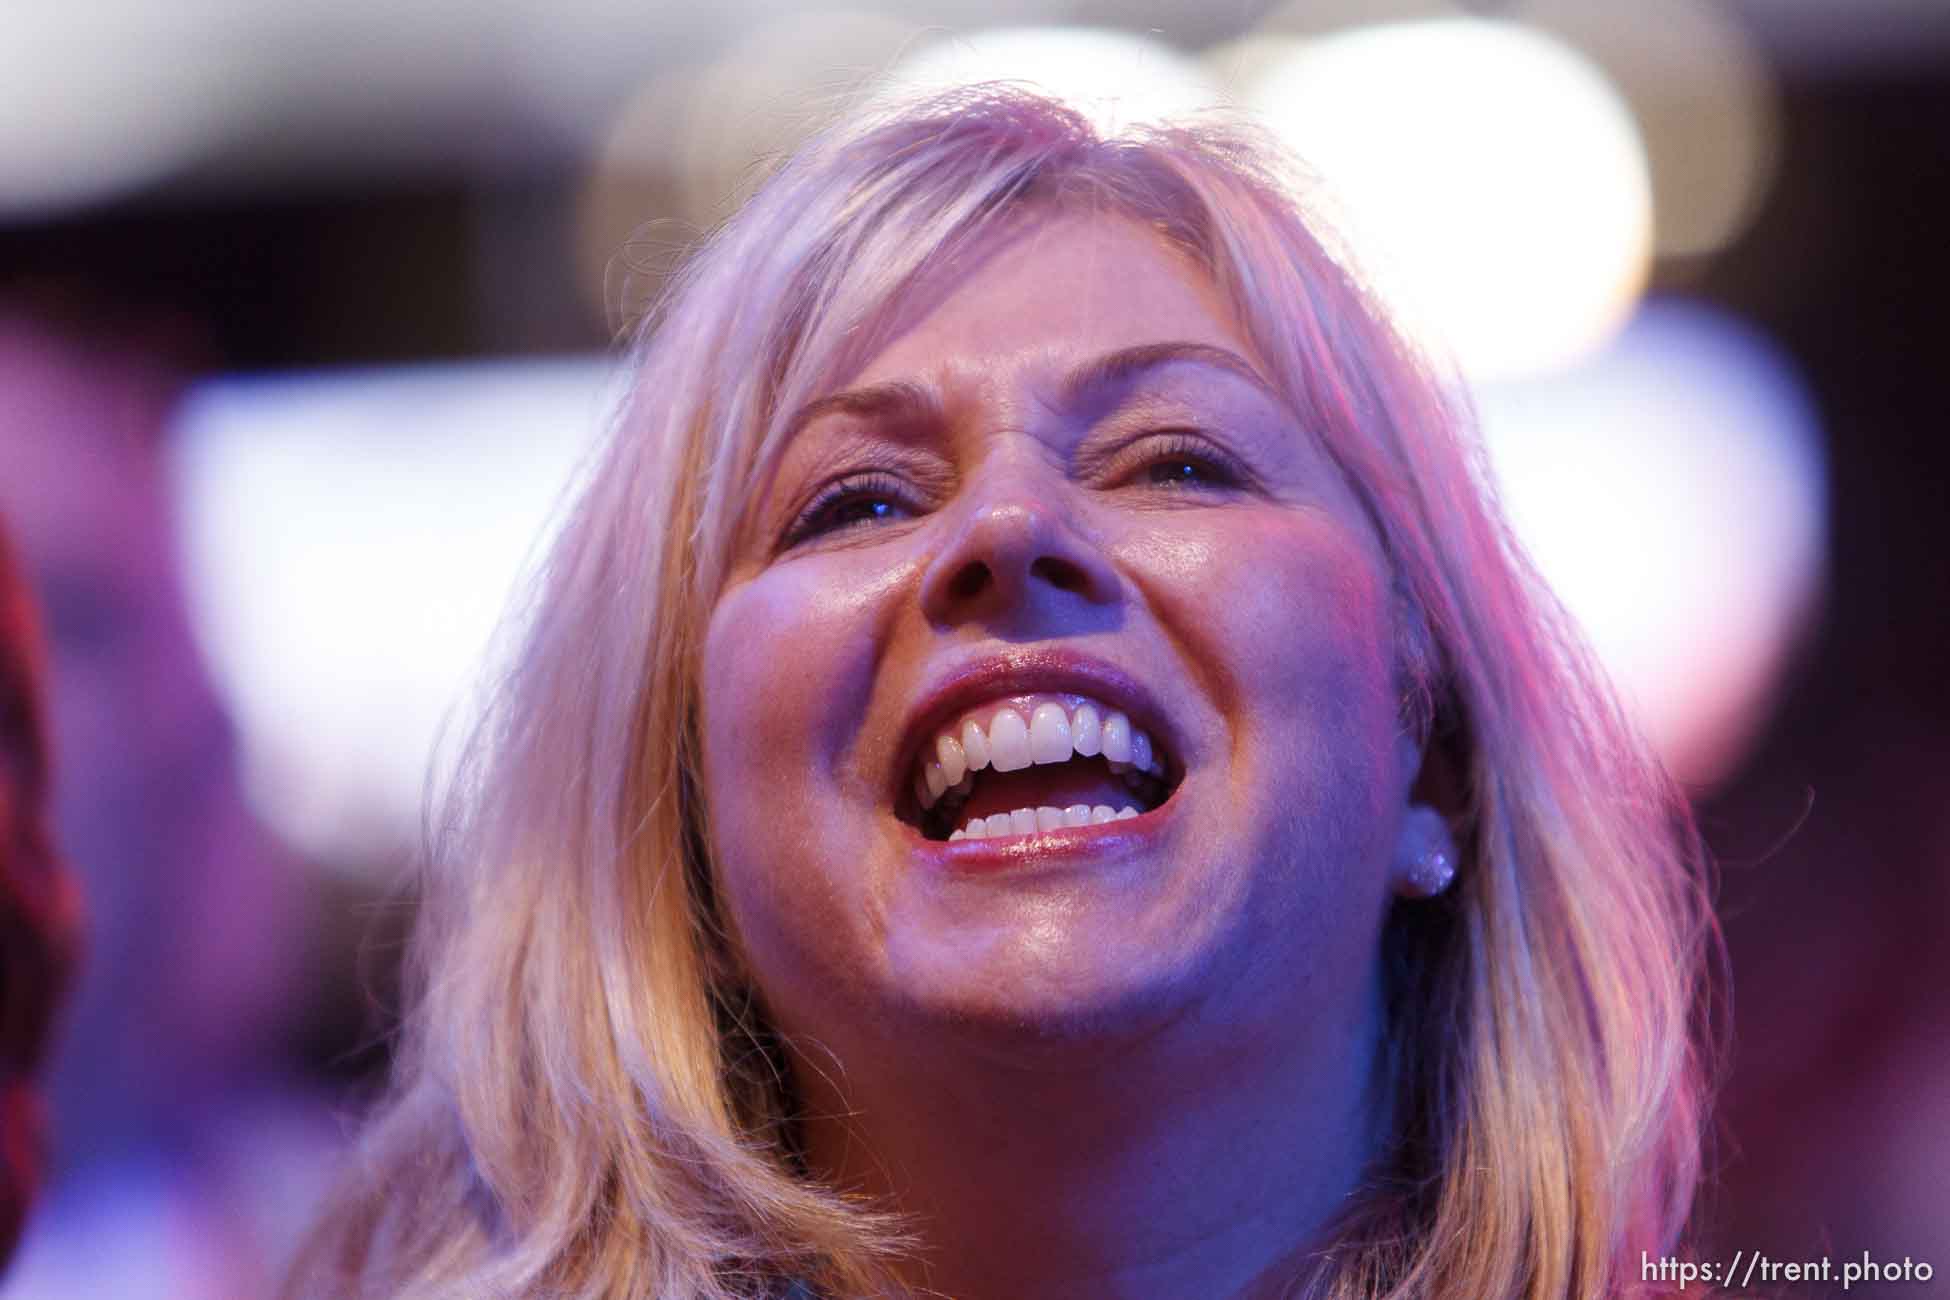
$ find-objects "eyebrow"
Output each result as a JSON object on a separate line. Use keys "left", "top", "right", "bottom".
{"left": 1058, "top": 340, "right": 1283, "bottom": 410}
{"left": 778, "top": 341, "right": 1281, "bottom": 447}
{"left": 778, "top": 380, "right": 941, "bottom": 448}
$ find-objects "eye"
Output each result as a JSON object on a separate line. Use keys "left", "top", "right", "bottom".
{"left": 783, "top": 471, "right": 916, "bottom": 547}
{"left": 1131, "top": 432, "right": 1250, "bottom": 493}
{"left": 1148, "top": 455, "right": 1224, "bottom": 487}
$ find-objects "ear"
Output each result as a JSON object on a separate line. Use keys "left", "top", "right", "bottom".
{"left": 1388, "top": 712, "right": 1464, "bottom": 901}
{"left": 1387, "top": 584, "right": 1464, "bottom": 900}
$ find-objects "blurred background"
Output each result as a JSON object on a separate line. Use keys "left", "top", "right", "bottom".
{"left": 0, "top": 0, "right": 1944, "bottom": 1294}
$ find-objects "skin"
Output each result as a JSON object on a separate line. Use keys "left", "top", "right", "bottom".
{"left": 701, "top": 211, "right": 1437, "bottom": 1299}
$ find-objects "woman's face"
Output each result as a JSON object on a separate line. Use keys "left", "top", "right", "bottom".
{"left": 701, "top": 211, "right": 1420, "bottom": 1056}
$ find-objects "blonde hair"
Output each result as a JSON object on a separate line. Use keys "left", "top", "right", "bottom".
{"left": 289, "top": 88, "right": 1720, "bottom": 1299}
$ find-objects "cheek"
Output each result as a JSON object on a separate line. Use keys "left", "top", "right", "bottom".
{"left": 697, "top": 555, "right": 914, "bottom": 951}
{"left": 701, "top": 564, "right": 890, "bottom": 821}
{"left": 1166, "top": 512, "right": 1402, "bottom": 827}
{"left": 1159, "top": 511, "right": 1397, "bottom": 720}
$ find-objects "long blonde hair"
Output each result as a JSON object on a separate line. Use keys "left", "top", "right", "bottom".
{"left": 289, "top": 88, "right": 1721, "bottom": 1299}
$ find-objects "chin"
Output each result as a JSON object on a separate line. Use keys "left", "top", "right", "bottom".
{"left": 874, "top": 876, "right": 1224, "bottom": 1053}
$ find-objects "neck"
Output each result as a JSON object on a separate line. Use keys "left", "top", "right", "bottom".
{"left": 793, "top": 975, "right": 1387, "bottom": 1300}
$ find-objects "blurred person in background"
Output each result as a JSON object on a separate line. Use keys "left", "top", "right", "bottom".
{"left": 291, "top": 90, "right": 1721, "bottom": 1299}
{"left": 0, "top": 526, "right": 83, "bottom": 1270}
{"left": 0, "top": 302, "right": 336, "bottom": 1297}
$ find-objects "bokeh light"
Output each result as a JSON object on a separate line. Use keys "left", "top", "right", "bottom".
{"left": 1232, "top": 17, "right": 1653, "bottom": 382}
{"left": 579, "top": 11, "right": 925, "bottom": 324}
{"left": 170, "top": 357, "right": 621, "bottom": 868}
{"left": 1519, "top": 0, "right": 1780, "bottom": 262}
{"left": 0, "top": 2, "right": 247, "bottom": 216}
{"left": 885, "top": 26, "right": 1221, "bottom": 135}
{"left": 1479, "top": 299, "right": 1827, "bottom": 786}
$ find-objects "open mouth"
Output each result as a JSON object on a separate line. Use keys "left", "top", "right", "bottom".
{"left": 901, "top": 693, "right": 1181, "bottom": 842}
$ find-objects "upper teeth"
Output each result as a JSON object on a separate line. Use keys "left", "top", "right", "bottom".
{"left": 913, "top": 693, "right": 1168, "bottom": 812}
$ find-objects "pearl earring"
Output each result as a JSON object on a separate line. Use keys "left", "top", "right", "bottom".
{"left": 1397, "top": 806, "right": 1458, "bottom": 900}
{"left": 1402, "top": 840, "right": 1456, "bottom": 899}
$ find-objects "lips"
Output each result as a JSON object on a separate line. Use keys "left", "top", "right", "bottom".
{"left": 893, "top": 652, "right": 1185, "bottom": 842}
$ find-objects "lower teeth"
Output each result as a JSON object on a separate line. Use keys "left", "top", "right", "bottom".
{"left": 947, "top": 804, "right": 1142, "bottom": 840}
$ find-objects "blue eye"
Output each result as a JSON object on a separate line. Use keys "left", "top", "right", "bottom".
{"left": 1148, "top": 456, "right": 1221, "bottom": 486}
{"left": 824, "top": 496, "right": 898, "bottom": 528}
{"left": 1139, "top": 434, "right": 1247, "bottom": 492}
{"left": 784, "top": 472, "right": 913, "bottom": 547}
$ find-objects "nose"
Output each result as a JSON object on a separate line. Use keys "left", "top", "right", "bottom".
{"left": 919, "top": 466, "right": 1121, "bottom": 630}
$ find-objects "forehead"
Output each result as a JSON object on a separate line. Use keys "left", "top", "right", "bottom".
{"left": 847, "top": 210, "right": 1252, "bottom": 397}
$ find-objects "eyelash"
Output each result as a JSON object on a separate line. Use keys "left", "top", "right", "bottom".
{"left": 1127, "top": 431, "right": 1250, "bottom": 492}
{"left": 782, "top": 471, "right": 916, "bottom": 547}
{"left": 780, "top": 433, "right": 1251, "bottom": 549}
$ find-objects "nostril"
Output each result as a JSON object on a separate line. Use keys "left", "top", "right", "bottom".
{"left": 1029, "top": 556, "right": 1092, "bottom": 595}
{"left": 947, "top": 562, "right": 990, "bottom": 602}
